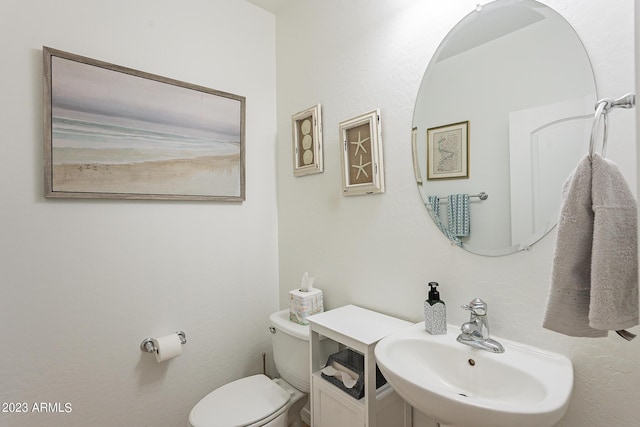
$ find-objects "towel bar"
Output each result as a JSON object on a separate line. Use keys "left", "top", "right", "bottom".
{"left": 434, "top": 192, "right": 488, "bottom": 202}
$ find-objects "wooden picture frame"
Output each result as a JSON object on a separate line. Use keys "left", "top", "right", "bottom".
{"left": 426, "top": 121, "right": 469, "bottom": 180}
{"left": 292, "top": 104, "right": 323, "bottom": 176}
{"left": 43, "top": 46, "right": 245, "bottom": 201}
{"left": 339, "top": 109, "right": 385, "bottom": 196}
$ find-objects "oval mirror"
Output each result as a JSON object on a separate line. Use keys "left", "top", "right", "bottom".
{"left": 412, "top": 0, "right": 597, "bottom": 256}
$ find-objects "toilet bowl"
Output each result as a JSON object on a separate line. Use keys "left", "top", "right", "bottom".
{"left": 189, "top": 374, "right": 300, "bottom": 427}
{"left": 188, "top": 309, "right": 335, "bottom": 427}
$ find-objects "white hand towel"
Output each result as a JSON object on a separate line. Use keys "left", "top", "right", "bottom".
{"left": 589, "top": 154, "right": 638, "bottom": 331}
{"left": 543, "top": 153, "right": 639, "bottom": 337}
{"left": 543, "top": 155, "right": 605, "bottom": 337}
{"left": 321, "top": 364, "right": 358, "bottom": 389}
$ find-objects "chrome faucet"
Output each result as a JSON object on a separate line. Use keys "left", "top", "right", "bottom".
{"left": 456, "top": 298, "right": 505, "bottom": 353}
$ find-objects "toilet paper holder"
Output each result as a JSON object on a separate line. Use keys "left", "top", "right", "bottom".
{"left": 140, "top": 331, "right": 187, "bottom": 353}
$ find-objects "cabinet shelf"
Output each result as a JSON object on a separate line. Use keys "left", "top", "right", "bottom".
{"left": 311, "top": 371, "right": 395, "bottom": 409}
{"left": 308, "top": 305, "right": 412, "bottom": 427}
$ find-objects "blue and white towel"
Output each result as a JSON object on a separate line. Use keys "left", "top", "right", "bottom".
{"left": 427, "top": 195, "right": 462, "bottom": 247}
{"left": 447, "top": 194, "right": 470, "bottom": 237}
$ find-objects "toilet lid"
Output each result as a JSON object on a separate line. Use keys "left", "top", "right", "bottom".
{"left": 189, "top": 374, "right": 289, "bottom": 427}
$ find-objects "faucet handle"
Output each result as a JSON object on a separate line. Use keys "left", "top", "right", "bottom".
{"left": 462, "top": 298, "right": 487, "bottom": 316}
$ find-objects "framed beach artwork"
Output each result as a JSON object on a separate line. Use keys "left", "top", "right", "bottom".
{"left": 43, "top": 47, "right": 245, "bottom": 201}
{"left": 426, "top": 121, "right": 469, "bottom": 180}
{"left": 291, "top": 104, "right": 323, "bottom": 176}
{"left": 339, "top": 109, "right": 385, "bottom": 196}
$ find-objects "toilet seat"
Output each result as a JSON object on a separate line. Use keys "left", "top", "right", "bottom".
{"left": 189, "top": 374, "right": 290, "bottom": 427}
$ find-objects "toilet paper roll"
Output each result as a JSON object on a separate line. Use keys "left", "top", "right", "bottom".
{"left": 152, "top": 334, "right": 182, "bottom": 363}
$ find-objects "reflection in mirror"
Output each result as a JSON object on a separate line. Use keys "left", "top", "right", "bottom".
{"left": 412, "top": 0, "right": 596, "bottom": 256}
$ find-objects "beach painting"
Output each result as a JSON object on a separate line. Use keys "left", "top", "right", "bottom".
{"left": 43, "top": 47, "right": 245, "bottom": 201}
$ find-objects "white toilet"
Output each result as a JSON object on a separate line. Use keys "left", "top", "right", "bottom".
{"left": 189, "top": 309, "right": 335, "bottom": 427}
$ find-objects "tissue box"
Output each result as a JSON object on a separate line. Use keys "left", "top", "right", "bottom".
{"left": 289, "top": 288, "right": 323, "bottom": 325}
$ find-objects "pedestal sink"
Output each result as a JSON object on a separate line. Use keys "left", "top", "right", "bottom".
{"left": 374, "top": 323, "right": 573, "bottom": 427}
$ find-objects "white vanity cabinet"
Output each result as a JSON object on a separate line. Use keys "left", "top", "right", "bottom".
{"left": 308, "top": 305, "right": 412, "bottom": 427}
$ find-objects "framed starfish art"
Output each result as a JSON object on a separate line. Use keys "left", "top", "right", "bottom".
{"left": 339, "top": 109, "right": 385, "bottom": 196}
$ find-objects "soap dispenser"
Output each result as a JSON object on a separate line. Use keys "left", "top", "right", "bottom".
{"left": 424, "top": 282, "right": 446, "bottom": 335}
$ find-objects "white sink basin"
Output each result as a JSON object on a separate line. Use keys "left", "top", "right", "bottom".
{"left": 375, "top": 323, "right": 573, "bottom": 427}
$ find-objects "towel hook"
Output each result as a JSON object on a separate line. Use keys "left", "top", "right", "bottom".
{"left": 588, "top": 93, "right": 635, "bottom": 160}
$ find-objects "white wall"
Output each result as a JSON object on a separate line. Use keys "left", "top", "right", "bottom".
{"left": 276, "top": 1, "right": 639, "bottom": 426}
{"left": 2, "top": 0, "right": 637, "bottom": 426}
{"left": 0, "top": 1, "right": 278, "bottom": 426}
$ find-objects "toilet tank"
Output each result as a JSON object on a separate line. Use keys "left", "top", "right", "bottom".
{"left": 269, "top": 309, "right": 337, "bottom": 393}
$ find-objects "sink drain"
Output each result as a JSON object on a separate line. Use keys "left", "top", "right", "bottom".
{"left": 458, "top": 393, "right": 469, "bottom": 397}
{"left": 468, "top": 358, "right": 476, "bottom": 366}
